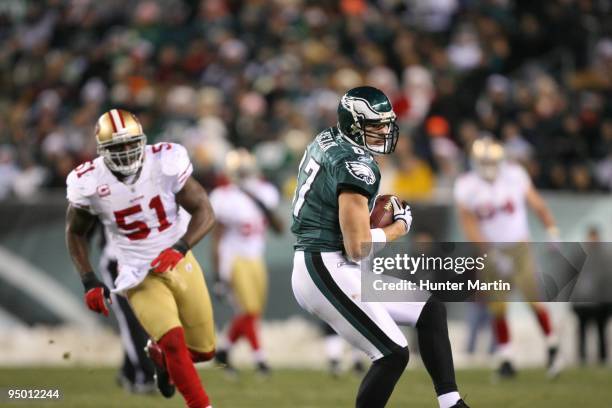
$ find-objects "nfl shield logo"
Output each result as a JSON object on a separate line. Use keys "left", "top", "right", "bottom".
{"left": 97, "top": 184, "right": 110, "bottom": 197}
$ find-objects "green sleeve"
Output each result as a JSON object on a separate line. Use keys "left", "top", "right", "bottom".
{"left": 331, "top": 156, "right": 379, "bottom": 199}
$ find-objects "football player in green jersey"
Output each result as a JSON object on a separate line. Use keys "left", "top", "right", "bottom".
{"left": 291, "top": 86, "right": 469, "bottom": 408}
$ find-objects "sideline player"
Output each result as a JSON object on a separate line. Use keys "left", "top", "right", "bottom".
{"left": 209, "top": 149, "right": 283, "bottom": 375}
{"left": 454, "top": 136, "right": 562, "bottom": 378}
{"left": 66, "top": 109, "right": 216, "bottom": 408}
{"left": 291, "top": 86, "right": 469, "bottom": 408}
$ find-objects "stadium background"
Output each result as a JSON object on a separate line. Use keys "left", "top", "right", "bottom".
{"left": 0, "top": 0, "right": 610, "bottom": 406}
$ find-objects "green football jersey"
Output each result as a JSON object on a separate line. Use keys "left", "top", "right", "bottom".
{"left": 291, "top": 127, "right": 380, "bottom": 251}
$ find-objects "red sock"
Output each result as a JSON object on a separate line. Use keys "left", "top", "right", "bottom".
{"left": 190, "top": 349, "right": 215, "bottom": 363}
{"left": 533, "top": 306, "right": 552, "bottom": 336}
{"left": 159, "top": 327, "right": 210, "bottom": 408}
{"left": 243, "top": 314, "right": 260, "bottom": 351}
{"left": 493, "top": 316, "right": 510, "bottom": 344}
{"left": 228, "top": 315, "right": 247, "bottom": 343}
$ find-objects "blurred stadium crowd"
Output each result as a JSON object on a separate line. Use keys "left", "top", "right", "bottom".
{"left": 0, "top": 0, "right": 610, "bottom": 200}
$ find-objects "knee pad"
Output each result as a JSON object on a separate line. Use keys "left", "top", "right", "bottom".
{"left": 416, "top": 298, "right": 447, "bottom": 330}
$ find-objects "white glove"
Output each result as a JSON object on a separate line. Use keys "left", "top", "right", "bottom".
{"left": 390, "top": 196, "right": 412, "bottom": 234}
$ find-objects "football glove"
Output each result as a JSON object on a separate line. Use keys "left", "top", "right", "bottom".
{"left": 81, "top": 272, "right": 111, "bottom": 316}
{"left": 390, "top": 196, "right": 412, "bottom": 234}
{"left": 151, "top": 239, "right": 189, "bottom": 273}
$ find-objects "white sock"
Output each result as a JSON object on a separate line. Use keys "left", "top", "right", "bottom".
{"left": 254, "top": 349, "right": 266, "bottom": 363}
{"left": 497, "top": 342, "right": 512, "bottom": 361}
{"left": 438, "top": 391, "right": 461, "bottom": 408}
{"left": 545, "top": 333, "right": 558, "bottom": 348}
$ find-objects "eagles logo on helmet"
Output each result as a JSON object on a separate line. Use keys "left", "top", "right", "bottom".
{"left": 337, "top": 86, "right": 399, "bottom": 155}
{"left": 96, "top": 109, "right": 147, "bottom": 176}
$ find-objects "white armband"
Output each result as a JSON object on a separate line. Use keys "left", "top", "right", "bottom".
{"left": 370, "top": 228, "right": 387, "bottom": 244}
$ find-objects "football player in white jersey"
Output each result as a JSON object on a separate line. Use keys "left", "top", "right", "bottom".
{"left": 66, "top": 109, "right": 216, "bottom": 408}
{"left": 209, "top": 149, "right": 283, "bottom": 375}
{"left": 454, "top": 136, "right": 562, "bottom": 378}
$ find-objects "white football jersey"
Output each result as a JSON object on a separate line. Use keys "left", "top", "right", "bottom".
{"left": 454, "top": 162, "right": 531, "bottom": 242}
{"left": 67, "top": 142, "right": 193, "bottom": 292}
{"left": 209, "top": 177, "right": 279, "bottom": 279}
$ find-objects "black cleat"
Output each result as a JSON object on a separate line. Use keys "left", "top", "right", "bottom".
{"left": 547, "top": 346, "right": 564, "bottom": 378}
{"left": 352, "top": 360, "right": 366, "bottom": 375}
{"left": 256, "top": 361, "right": 271, "bottom": 376}
{"left": 329, "top": 359, "right": 341, "bottom": 378}
{"left": 450, "top": 399, "right": 470, "bottom": 408}
{"left": 497, "top": 360, "right": 517, "bottom": 379}
{"left": 215, "top": 349, "right": 238, "bottom": 376}
{"left": 145, "top": 340, "right": 176, "bottom": 398}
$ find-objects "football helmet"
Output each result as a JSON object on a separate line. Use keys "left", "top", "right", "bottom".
{"left": 337, "top": 86, "right": 399, "bottom": 155}
{"left": 471, "top": 136, "right": 504, "bottom": 181}
{"left": 96, "top": 109, "right": 146, "bottom": 175}
{"left": 224, "top": 148, "right": 258, "bottom": 182}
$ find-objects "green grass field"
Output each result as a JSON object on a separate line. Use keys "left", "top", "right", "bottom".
{"left": 0, "top": 367, "right": 609, "bottom": 407}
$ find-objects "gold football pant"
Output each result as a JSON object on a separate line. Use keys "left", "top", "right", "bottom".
{"left": 127, "top": 251, "right": 215, "bottom": 353}
{"left": 487, "top": 242, "right": 541, "bottom": 317}
{"left": 230, "top": 257, "right": 268, "bottom": 315}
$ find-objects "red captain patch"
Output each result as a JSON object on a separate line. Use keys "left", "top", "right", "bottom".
{"left": 97, "top": 184, "right": 110, "bottom": 197}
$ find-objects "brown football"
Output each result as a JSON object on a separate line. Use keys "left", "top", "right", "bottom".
{"left": 370, "top": 194, "right": 395, "bottom": 228}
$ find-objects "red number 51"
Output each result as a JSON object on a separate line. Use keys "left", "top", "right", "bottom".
{"left": 113, "top": 195, "right": 171, "bottom": 240}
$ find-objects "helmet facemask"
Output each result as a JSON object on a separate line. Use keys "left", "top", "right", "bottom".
{"left": 97, "top": 133, "right": 147, "bottom": 176}
{"left": 357, "top": 116, "right": 399, "bottom": 155}
{"left": 471, "top": 137, "right": 504, "bottom": 182}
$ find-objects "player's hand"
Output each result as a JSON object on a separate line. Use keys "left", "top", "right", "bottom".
{"left": 213, "top": 280, "right": 229, "bottom": 300}
{"left": 390, "top": 197, "right": 412, "bottom": 234}
{"left": 546, "top": 226, "right": 561, "bottom": 251}
{"left": 150, "top": 239, "right": 189, "bottom": 273}
{"left": 81, "top": 272, "right": 111, "bottom": 316}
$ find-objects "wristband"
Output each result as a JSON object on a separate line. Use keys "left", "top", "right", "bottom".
{"left": 81, "top": 271, "right": 100, "bottom": 292}
{"left": 370, "top": 228, "right": 387, "bottom": 244}
{"left": 172, "top": 238, "right": 190, "bottom": 255}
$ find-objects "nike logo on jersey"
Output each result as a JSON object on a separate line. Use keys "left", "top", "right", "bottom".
{"left": 129, "top": 195, "right": 145, "bottom": 203}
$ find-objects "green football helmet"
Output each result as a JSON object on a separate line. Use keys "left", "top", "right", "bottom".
{"left": 337, "top": 86, "right": 399, "bottom": 155}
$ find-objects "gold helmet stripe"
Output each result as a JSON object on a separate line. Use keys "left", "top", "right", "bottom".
{"left": 109, "top": 109, "right": 125, "bottom": 133}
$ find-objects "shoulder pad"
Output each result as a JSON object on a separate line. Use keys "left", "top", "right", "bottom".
{"left": 154, "top": 143, "right": 191, "bottom": 177}
{"left": 66, "top": 160, "right": 100, "bottom": 197}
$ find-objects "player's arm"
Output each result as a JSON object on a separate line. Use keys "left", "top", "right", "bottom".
{"left": 457, "top": 204, "right": 486, "bottom": 243}
{"left": 151, "top": 177, "right": 215, "bottom": 273}
{"left": 338, "top": 191, "right": 407, "bottom": 260}
{"left": 211, "top": 222, "right": 225, "bottom": 281}
{"left": 176, "top": 177, "right": 216, "bottom": 248}
{"left": 525, "top": 184, "right": 559, "bottom": 239}
{"left": 66, "top": 204, "right": 96, "bottom": 277}
{"left": 65, "top": 204, "right": 111, "bottom": 316}
{"left": 267, "top": 211, "right": 284, "bottom": 234}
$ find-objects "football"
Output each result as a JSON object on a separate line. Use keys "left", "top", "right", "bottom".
{"left": 370, "top": 194, "right": 395, "bottom": 228}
